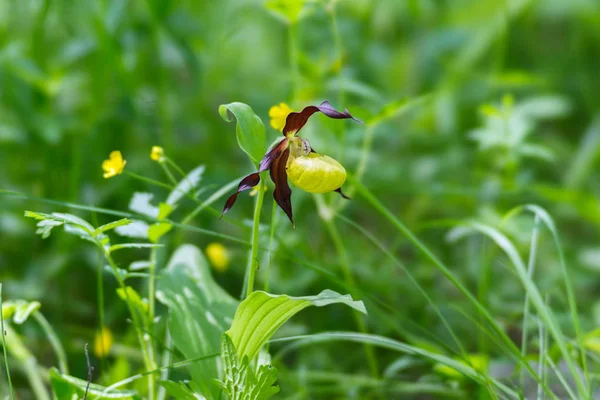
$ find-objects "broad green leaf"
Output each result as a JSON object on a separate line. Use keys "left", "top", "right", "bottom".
{"left": 50, "top": 368, "right": 140, "bottom": 399}
{"left": 109, "top": 243, "right": 162, "bottom": 252}
{"left": 219, "top": 102, "right": 266, "bottom": 167}
{"left": 217, "top": 334, "right": 279, "bottom": 400}
{"left": 156, "top": 244, "right": 238, "bottom": 399}
{"left": 148, "top": 222, "right": 172, "bottom": 243}
{"left": 96, "top": 218, "right": 132, "bottom": 235}
{"left": 227, "top": 290, "right": 366, "bottom": 362}
{"left": 166, "top": 165, "right": 204, "bottom": 206}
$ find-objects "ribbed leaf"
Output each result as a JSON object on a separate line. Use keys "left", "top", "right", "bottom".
{"left": 227, "top": 290, "right": 366, "bottom": 362}
{"left": 157, "top": 244, "right": 238, "bottom": 399}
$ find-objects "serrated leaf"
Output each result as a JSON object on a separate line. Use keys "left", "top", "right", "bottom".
{"left": 227, "top": 290, "right": 366, "bottom": 362}
{"left": 158, "top": 381, "right": 198, "bottom": 400}
{"left": 96, "top": 218, "right": 132, "bottom": 235}
{"left": 166, "top": 166, "right": 205, "bottom": 206}
{"left": 217, "top": 334, "right": 279, "bottom": 400}
{"left": 50, "top": 368, "right": 140, "bottom": 399}
{"left": 25, "top": 211, "right": 95, "bottom": 238}
{"left": 157, "top": 244, "right": 238, "bottom": 399}
{"left": 109, "top": 243, "right": 162, "bottom": 253}
{"left": 148, "top": 222, "right": 172, "bottom": 243}
{"left": 219, "top": 103, "right": 266, "bottom": 167}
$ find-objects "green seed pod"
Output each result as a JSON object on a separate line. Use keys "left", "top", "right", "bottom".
{"left": 287, "top": 153, "right": 346, "bottom": 193}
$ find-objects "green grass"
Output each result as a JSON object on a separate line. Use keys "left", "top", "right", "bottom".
{"left": 2, "top": 0, "right": 600, "bottom": 398}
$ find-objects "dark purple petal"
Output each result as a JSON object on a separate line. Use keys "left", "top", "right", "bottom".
{"left": 282, "top": 101, "right": 362, "bottom": 137}
{"left": 270, "top": 148, "right": 294, "bottom": 225}
{"left": 334, "top": 187, "right": 350, "bottom": 200}
{"left": 222, "top": 140, "right": 289, "bottom": 216}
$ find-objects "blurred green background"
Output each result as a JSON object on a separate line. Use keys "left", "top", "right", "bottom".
{"left": 2, "top": 0, "right": 600, "bottom": 398}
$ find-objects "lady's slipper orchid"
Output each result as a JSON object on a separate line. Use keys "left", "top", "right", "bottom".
{"left": 222, "top": 101, "right": 360, "bottom": 225}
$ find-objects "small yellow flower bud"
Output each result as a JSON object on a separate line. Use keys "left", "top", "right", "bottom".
{"left": 269, "top": 103, "right": 292, "bottom": 131}
{"left": 94, "top": 327, "right": 113, "bottom": 358}
{"left": 150, "top": 146, "right": 165, "bottom": 162}
{"left": 102, "top": 151, "right": 126, "bottom": 179}
{"left": 206, "top": 242, "right": 231, "bottom": 272}
{"left": 287, "top": 153, "right": 346, "bottom": 193}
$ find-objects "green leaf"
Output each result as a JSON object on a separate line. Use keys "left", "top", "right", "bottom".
{"left": 227, "top": 290, "right": 366, "bottom": 362}
{"left": 158, "top": 381, "right": 201, "bottom": 400}
{"left": 109, "top": 243, "right": 162, "bottom": 252}
{"left": 116, "top": 286, "right": 149, "bottom": 326}
{"left": 1, "top": 300, "right": 41, "bottom": 324}
{"left": 265, "top": 0, "right": 307, "bottom": 24}
{"left": 157, "top": 202, "right": 175, "bottom": 220}
{"left": 157, "top": 244, "right": 238, "bottom": 399}
{"left": 217, "top": 334, "right": 279, "bottom": 400}
{"left": 95, "top": 218, "right": 132, "bottom": 235}
{"left": 219, "top": 102, "right": 266, "bottom": 167}
{"left": 148, "top": 222, "right": 172, "bottom": 243}
{"left": 50, "top": 368, "right": 140, "bottom": 399}
{"left": 25, "top": 211, "right": 95, "bottom": 238}
{"left": 166, "top": 166, "right": 204, "bottom": 206}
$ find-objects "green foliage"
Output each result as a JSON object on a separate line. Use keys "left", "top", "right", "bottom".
{"left": 158, "top": 381, "right": 203, "bottom": 400}
{"left": 1, "top": 300, "right": 41, "bottom": 324}
{"left": 217, "top": 334, "right": 279, "bottom": 400}
{"left": 219, "top": 103, "right": 267, "bottom": 167}
{"left": 227, "top": 290, "right": 366, "bottom": 362}
{"left": 50, "top": 368, "right": 140, "bottom": 400}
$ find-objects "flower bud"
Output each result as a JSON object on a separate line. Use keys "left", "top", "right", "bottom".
{"left": 287, "top": 153, "right": 346, "bottom": 193}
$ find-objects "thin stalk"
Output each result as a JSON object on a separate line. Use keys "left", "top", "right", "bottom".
{"left": 315, "top": 197, "right": 379, "bottom": 378}
{"left": 521, "top": 215, "right": 540, "bottom": 388}
{"left": 1, "top": 283, "right": 15, "bottom": 400}
{"left": 126, "top": 171, "right": 174, "bottom": 191}
{"left": 244, "top": 177, "right": 266, "bottom": 298}
{"left": 165, "top": 157, "right": 187, "bottom": 178}
{"left": 157, "top": 325, "right": 172, "bottom": 400}
{"left": 537, "top": 314, "right": 545, "bottom": 400}
{"left": 160, "top": 163, "right": 178, "bottom": 186}
{"left": 148, "top": 247, "right": 158, "bottom": 328}
{"left": 101, "top": 248, "right": 156, "bottom": 400}
{"left": 264, "top": 200, "right": 278, "bottom": 292}
{"left": 33, "top": 311, "right": 68, "bottom": 374}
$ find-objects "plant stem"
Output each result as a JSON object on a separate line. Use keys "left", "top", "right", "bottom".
{"left": 24, "top": 356, "right": 50, "bottom": 400}
{"left": 0, "top": 283, "right": 15, "bottom": 400}
{"left": 244, "top": 178, "right": 266, "bottom": 298}
{"left": 100, "top": 248, "right": 157, "bottom": 400}
{"left": 165, "top": 158, "right": 187, "bottom": 178}
{"left": 126, "top": 171, "right": 174, "bottom": 192}
{"left": 149, "top": 247, "right": 158, "bottom": 327}
{"left": 33, "top": 311, "right": 69, "bottom": 374}
{"left": 160, "top": 163, "right": 178, "bottom": 186}
{"left": 263, "top": 200, "right": 278, "bottom": 293}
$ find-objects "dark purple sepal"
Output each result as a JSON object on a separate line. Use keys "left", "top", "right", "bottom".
{"left": 282, "top": 101, "right": 362, "bottom": 137}
{"left": 222, "top": 140, "right": 289, "bottom": 215}
{"left": 270, "top": 148, "right": 294, "bottom": 226}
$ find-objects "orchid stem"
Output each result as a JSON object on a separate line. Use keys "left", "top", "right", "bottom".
{"left": 244, "top": 177, "right": 266, "bottom": 298}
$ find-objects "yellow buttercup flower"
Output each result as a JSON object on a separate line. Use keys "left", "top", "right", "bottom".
{"left": 94, "top": 327, "right": 113, "bottom": 358}
{"left": 206, "top": 242, "right": 231, "bottom": 273}
{"left": 269, "top": 102, "right": 292, "bottom": 131}
{"left": 102, "top": 151, "right": 126, "bottom": 179}
{"left": 150, "top": 146, "right": 165, "bottom": 162}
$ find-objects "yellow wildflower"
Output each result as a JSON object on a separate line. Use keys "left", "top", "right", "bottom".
{"left": 102, "top": 151, "right": 126, "bottom": 179}
{"left": 206, "top": 242, "right": 231, "bottom": 273}
{"left": 268, "top": 102, "right": 292, "bottom": 131}
{"left": 94, "top": 327, "right": 113, "bottom": 358}
{"left": 150, "top": 146, "right": 165, "bottom": 162}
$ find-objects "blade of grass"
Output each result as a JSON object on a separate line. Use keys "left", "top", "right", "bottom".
{"left": 0, "top": 283, "right": 16, "bottom": 400}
